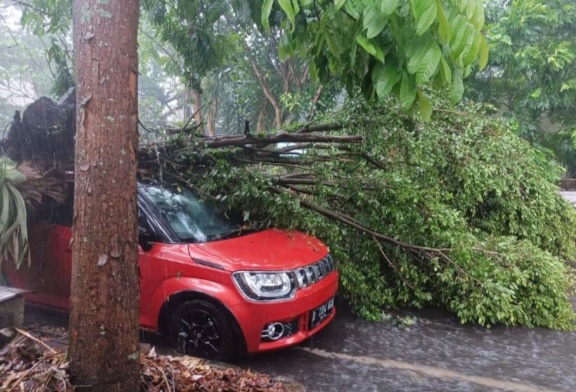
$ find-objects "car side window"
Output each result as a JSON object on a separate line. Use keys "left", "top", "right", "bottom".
{"left": 138, "top": 208, "right": 155, "bottom": 238}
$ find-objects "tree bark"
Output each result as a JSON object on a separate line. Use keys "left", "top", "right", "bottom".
{"left": 69, "top": 1, "right": 140, "bottom": 391}
{"left": 191, "top": 88, "right": 204, "bottom": 133}
{"left": 206, "top": 95, "right": 218, "bottom": 137}
{"left": 202, "top": 132, "right": 362, "bottom": 148}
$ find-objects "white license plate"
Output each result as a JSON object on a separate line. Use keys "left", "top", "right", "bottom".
{"left": 309, "top": 297, "right": 334, "bottom": 329}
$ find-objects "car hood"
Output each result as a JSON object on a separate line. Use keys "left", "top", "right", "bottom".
{"left": 187, "top": 228, "right": 329, "bottom": 271}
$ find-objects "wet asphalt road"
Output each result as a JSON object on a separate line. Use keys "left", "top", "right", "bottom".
{"left": 24, "top": 304, "right": 576, "bottom": 392}
{"left": 237, "top": 305, "right": 576, "bottom": 392}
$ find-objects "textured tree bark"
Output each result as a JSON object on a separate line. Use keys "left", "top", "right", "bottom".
{"left": 69, "top": 1, "right": 140, "bottom": 391}
{"left": 206, "top": 95, "right": 218, "bottom": 137}
{"left": 191, "top": 88, "right": 204, "bottom": 133}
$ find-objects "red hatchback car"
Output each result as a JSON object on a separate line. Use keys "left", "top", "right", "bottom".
{"left": 2, "top": 184, "right": 338, "bottom": 361}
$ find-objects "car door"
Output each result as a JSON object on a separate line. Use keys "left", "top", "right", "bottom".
{"left": 137, "top": 202, "right": 167, "bottom": 329}
{"left": 3, "top": 201, "right": 73, "bottom": 310}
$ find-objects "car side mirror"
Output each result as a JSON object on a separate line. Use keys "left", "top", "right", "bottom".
{"left": 138, "top": 226, "right": 154, "bottom": 252}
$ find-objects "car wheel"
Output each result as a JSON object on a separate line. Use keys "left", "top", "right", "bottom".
{"left": 169, "top": 299, "right": 235, "bottom": 362}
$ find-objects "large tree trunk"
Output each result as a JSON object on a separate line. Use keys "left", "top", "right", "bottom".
{"left": 69, "top": 1, "right": 140, "bottom": 391}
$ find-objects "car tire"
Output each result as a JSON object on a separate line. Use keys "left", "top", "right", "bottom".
{"left": 169, "top": 299, "right": 235, "bottom": 362}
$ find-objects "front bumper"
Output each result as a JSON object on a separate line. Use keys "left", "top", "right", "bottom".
{"left": 230, "top": 270, "right": 339, "bottom": 353}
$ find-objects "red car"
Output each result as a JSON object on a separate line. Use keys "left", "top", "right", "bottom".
{"left": 2, "top": 183, "right": 338, "bottom": 361}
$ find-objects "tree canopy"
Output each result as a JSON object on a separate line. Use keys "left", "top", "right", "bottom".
{"left": 467, "top": 0, "right": 576, "bottom": 175}
{"left": 264, "top": 0, "right": 488, "bottom": 118}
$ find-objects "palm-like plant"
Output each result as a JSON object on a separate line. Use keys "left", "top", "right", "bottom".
{"left": 0, "top": 157, "right": 29, "bottom": 269}
{"left": 0, "top": 156, "right": 67, "bottom": 270}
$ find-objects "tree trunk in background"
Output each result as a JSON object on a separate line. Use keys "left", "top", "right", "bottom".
{"left": 69, "top": 1, "right": 140, "bottom": 391}
{"left": 206, "top": 95, "right": 218, "bottom": 137}
{"left": 183, "top": 85, "right": 191, "bottom": 122}
{"left": 191, "top": 88, "right": 204, "bottom": 133}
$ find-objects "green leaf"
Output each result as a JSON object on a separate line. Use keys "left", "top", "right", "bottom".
{"left": 451, "top": 21, "right": 473, "bottom": 60}
{"left": 380, "top": 0, "right": 399, "bottom": 16}
{"left": 400, "top": 72, "right": 417, "bottom": 109}
{"left": 417, "top": 91, "right": 433, "bottom": 121}
{"left": 470, "top": 1, "right": 485, "bottom": 30}
{"left": 335, "top": 0, "right": 347, "bottom": 11}
{"left": 407, "top": 38, "right": 442, "bottom": 84}
{"left": 356, "top": 35, "right": 376, "bottom": 56}
{"left": 373, "top": 44, "right": 385, "bottom": 63}
{"left": 278, "top": 0, "right": 296, "bottom": 30}
{"left": 292, "top": 0, "right": 300, "bottom": 15}
{"left": 450, "top": 67, "right": 464, "bottom": 104}
{"left": 373, "top": 64, "right": 402, "bottom": 98}
{"left": 344, "top": 0, "right": 361, "bottom": 19}
{"left": 463, "top": 30, "right": 482, "bottom": 66}
{"left": 439, "top": 57, "right": 452, "bottom": 84}
{"left": 417, "top": 42, "right": 442, "bottom": 84}
{"left": 363, "top": 6, "right": 388, "bottom": 38}
{"left": 478, "top": 35, "right": 489, "bottom": 70}
{"left": 448, "top": 14, "right": 466, "bottom": 53}
{"left": 415, "top": 0, "right": 437, "bottom": 36}
{"left": 411, "top": 0, "right": 434, "bottom": 20}
{"left": 0, "top": 157, "right": 29, "bottom": 270}
{"left": 436, "top": 1, "right": 450, "bottom": 44}
{"left": 261, "top": 0, "right": 274, "bottom": 31}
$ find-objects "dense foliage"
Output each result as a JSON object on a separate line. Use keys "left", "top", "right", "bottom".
{"left": 468, "top": 0, "right": 576, "bottom": 175}
{"left": 266, "top": 0, "right": 488, "bottom": 116}
{"left": 193, "top": 99, "right": 576, "bottom": 329}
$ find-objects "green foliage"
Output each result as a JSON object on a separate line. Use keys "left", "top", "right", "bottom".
{"left": 18, "top": 0, "right": 74, "bottom": 96}
{"left": 468, "top": 0, "right": 576, "bottom": 174}
{"left": 0, "top": 157, "right": 29, "bottom": 270}
{"left": 263, "top": 0, "right": 488, "bottom": 112}
{"left": 141, "top": 0, "right": 234, "bottom": 90}
{"left": 195, "top": 98, "right": 576, "bottom": 329}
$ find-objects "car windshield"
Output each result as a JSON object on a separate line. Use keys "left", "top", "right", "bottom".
{"left": 140, "top": 185, "right": 241, "bottom": 242}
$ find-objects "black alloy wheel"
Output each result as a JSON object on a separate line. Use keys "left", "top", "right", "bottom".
{"left": 169, "top": 299, "right": 235, "bottom": 361}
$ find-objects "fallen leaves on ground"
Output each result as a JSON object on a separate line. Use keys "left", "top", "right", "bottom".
{"left": 0, "top": 329, "right": 288, "bottom": 391}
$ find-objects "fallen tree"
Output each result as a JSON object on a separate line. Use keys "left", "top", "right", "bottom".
{"left": 2, "top": 94, "right": 576, "bottom": 329}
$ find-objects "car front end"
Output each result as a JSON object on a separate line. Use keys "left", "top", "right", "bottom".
{"left": 229, "top": 253, "right": 339, "bottom": 353}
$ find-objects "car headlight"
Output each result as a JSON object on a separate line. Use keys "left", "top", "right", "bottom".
{"left": 233, "top": 271, "right": 296, "bottom": 301}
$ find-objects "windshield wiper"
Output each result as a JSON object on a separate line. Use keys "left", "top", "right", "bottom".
{"left": 210, "top": 227, "right": 257, "bottom": 241}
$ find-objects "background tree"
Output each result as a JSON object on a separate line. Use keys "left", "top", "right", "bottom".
{"left": 0, "top": 3, "right": 55, "bottom": 127}
{"left": 264, "top": 0, "right": 488, "bottom": 119}
{"left": 68, "top": 0, "right": 140, "bottom": 390}
{"left": 467, "top": 0, "right": 576, "bottom": 175}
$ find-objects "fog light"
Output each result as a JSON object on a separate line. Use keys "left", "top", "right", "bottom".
{"left": 261, "top": 319, "right": 299, "bottom": 342}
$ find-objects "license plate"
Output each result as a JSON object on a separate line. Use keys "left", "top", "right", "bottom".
{"left": 309, "top": 297, "right": 334, "bottom": 329}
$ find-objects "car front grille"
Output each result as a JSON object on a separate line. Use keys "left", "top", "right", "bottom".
{"left": 293, "top": 254, "right": 335, "bottom": 288}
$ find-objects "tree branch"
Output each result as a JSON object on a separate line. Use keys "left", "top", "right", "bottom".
{"left": 204, "top": 133, "right": 362, "bottom": 148}
{"left": 248, "top": 57, "right": 282, "bottom": 128}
